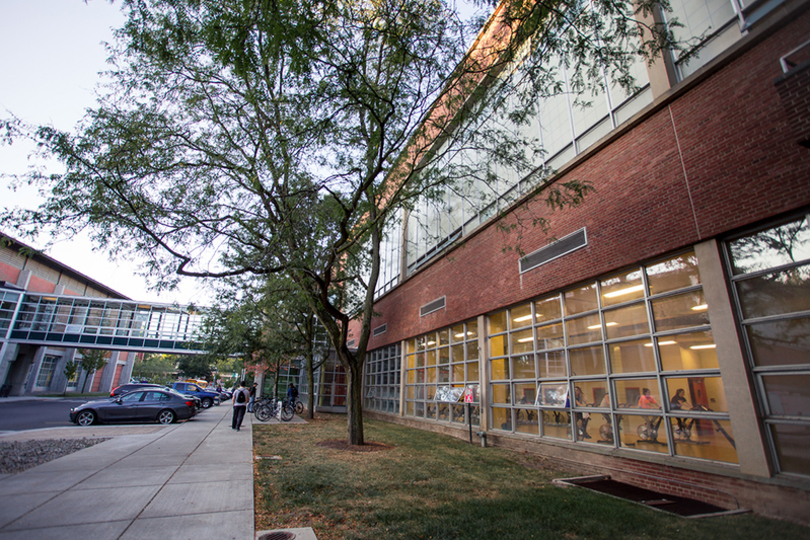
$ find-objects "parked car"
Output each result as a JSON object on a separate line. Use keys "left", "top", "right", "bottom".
{"left": 169, "top": 382, "right": 221, "bottom": 409}
{"left": 110, "top": 383, "right": 164, "bottom": 397}
{"left": 70, "top": 388, "right": 197, "bottom": 426}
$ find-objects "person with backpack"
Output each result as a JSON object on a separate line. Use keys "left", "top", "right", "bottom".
{"left": 286, "top": 382, "right": 298, "bottom": 408}
{"left": 232, "top": 380, "right": 249, "bottom": 431}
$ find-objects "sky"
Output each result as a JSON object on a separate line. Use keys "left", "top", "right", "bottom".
{"left": 0, "top": 0, "right": 212, "bottom": 305}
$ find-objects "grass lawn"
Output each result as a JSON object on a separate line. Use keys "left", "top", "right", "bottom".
{"left": 253, "top": 414, "right": 810, "bottom": 540}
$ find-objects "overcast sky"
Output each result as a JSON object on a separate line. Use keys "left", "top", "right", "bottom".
{"left": 0, "top": 0, "right": 212, "bottom": 305}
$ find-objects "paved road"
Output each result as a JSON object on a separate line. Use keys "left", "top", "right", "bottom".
{"left": 0, "top": 398, "right": 90, "bottom": 431}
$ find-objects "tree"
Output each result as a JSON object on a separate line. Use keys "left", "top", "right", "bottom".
{"left": 77, "top": 349, "right": 109, "bottom": 393}
{"left": 2, "top": 0, "right": 675, "bottom": 443}
{"left": 62, "top": 360, "right": 79, "bottom": 396}
{"left": 132, "top": 353, "right": 178, "bottom": 385}
{"left": 202, "top": 276, "right": 328, "bottom": 419}
{"left": 176, "top": 355, "right": 213, "bottom": 380}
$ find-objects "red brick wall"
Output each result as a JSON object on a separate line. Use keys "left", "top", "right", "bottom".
{"left": 0, "top": 262, "right": 21, "bottom": 284}
{"left": 364, "top": 9, "right": 810, "bottom": 350}
{"left": 26, "top": 275, "right": 56, "bottom": 294}
{"left": 774, "top": 59, "right": 810, "bottom": 147}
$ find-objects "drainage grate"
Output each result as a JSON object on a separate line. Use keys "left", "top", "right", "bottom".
{"left": 258, "top": 533, "right": 296, "bottom": 540}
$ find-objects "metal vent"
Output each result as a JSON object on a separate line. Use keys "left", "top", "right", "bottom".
{"left": 519, "top": 228, "right": 587, "bottom": 274}
{"left": 347, "top": 339, "right": 355, "bottom": 348}
{"left": 373, "top": 324, "right": 387, "bottom": 336}
{"left": 420, "top": 296, "right": 446, "bottom": 317}
{"left": 258, "top": 533, "right": 296, "bottom": 540}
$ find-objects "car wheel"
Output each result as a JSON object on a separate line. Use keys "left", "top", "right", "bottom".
{"left": 157, "top": 410, "right": 176, "bottom": 425}
{"left": 76, "top": 410, "right": 96, "bottom": 426}
{"left": 201, "top": 397, "right": 213, "bottom": 408}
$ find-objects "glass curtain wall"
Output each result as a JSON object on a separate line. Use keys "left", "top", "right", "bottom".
{"left": 726, "top": 213, "right": 810, "bottom": 476}
{"left": 404, "top": 27, "right": 652, "bottom": 276}
{"left": 364, "top": 344, "right": 402, "bottom": 414}
{"left": 666, "top": 0, "right": 744, "bottom": 80}
{"left": 404, "top": 320, "right": 481, "bottom": 427}
{"left": 487, "top": 250, "right": 738, "bottom": 464}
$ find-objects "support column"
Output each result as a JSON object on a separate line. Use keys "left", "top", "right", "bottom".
{"left": 695, "top": 239, "right": 773, "bottom": 477}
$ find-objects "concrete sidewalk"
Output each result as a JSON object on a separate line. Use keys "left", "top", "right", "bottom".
{"left": 0, "top": 402, "right": 254, "bottom": 540}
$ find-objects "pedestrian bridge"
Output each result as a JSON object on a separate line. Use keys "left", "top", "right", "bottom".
{"left": 0, "top": 289, "right": 206, "bottom": 354}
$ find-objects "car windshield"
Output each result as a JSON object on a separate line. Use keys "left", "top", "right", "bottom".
{"left": 166, "top": 388, "right": 189, "bottom": 398}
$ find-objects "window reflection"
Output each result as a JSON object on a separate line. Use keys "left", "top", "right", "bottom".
{"left": 651, "top": 290, "right": 710, "bottom": 332}
{"left": 736, "top": 265, "right": 810, "bottom": 319}
{"left": 771, "top": 424, "right": 810, "bottom": 475}
{"left": 601, "top": 270, "right": 645, "bottom": 306}
{"left": 746, "top": 317, "right": 810, "bottom": 368}
{"left": 535, "top": 295, "right": 562, "bottom": 321}
{"left": 729, "top": 216, "right": 810, "bottom": 276}
{"left": 569, "top": 346, "right": 606, "bottom": 376}
{"left": 761, "top": 374, "right": 810, "bottom": 417}
{"left": 647, "top": 251, "right": 700, "bottom": 295}
{"left": 605, "top": 303, "right": 649, "bottom": 339}
{"left": 542, "top": 410, "right": 572, "bottom": 440}
{"left": 564, "top": 283, "right": 598, "bottom": 315}
{"left": 537, "top": 349, "right": 567, "bottom": 378}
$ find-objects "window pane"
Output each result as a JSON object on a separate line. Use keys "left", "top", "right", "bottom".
{"left": 609, "top": 338, "right": 656, "bottom": 373}
{"left": 537, "top": 349, "right": 567, "bottom": 378}
{"left": 466, "top": 341, "right": 479, "bottom": 361}
{"left": 658, "top": 331, "right": 719, "bottom": 371}
{"left": 729, "top": 216, "right": 810, "bottom": 276}
{"left": 564, "top": 283, "right": 598, "bottom": 315}
{"left": 467, "top": 320, "right": 479, "bottom": 339}
{"left": 665, "top": 376, "right": 728, "bottom": 413}
{"left": 646, "top": 252, "right": 701, "bottom": 295}
{"left": 736, "top": 265, "right": 810, "bottom": 319}
{"left": 511, "top": 329, "right": 534, "bottom": 354}
{"left": 574, "top": 380, "right": 608, "bottom": 408}
{"left": 513, "top": 354, "right": 536, "bottom": 379}
{"left": 535, "top": 295, "right": 562, "bottom": 321}
{"left": 451, "top": 344, "right": 464, "bottom": 362}
{"left": 601, "top": 270, "right": 644, "bottom": 307}
{"left": 492, "top": 384, "right": 510, "bottom": 404}
{"left": 652, "top": 290, "right": 710, "bottom": 332}
{"left": 489, "top": 335, "right": 507, "bottom": 358}
{"left": 605, "top": 303, "right": 649, "bottom": 339}
{"left": 771, "top": 424, "right": 810, "bottom": 475}
{"left": 747, "top": 317, "right": 810, "bottom": 368}
{"left": 569, "top": 346, "right": 606, "bottom": 376}
{"left": 541, "top": 410, "right": 572, "bottom": 440}
{"left": 671, "top": 418, "right": 738, "bottom": 463}
{"left": 538, "top": 382, "right": 569, "bottom": 407}
{"left": 491, "top": 359, "right": 509, "bottom": 380}
{"left": 515, "top": 382, "right": 537, "bottom": 406}
{"left": 451, "top": 324, "right": 465, "bottom": 342}
{"left": 467, "top": 361, "right": 479, "bottom": 382}
{"left": 536, "top": 322, "right": 564, "bottom": 350}
{"left": 511, "top": 304, "right": 533, "bottom": 329}
{"left": 762, "top": 374, "right": 810, "bottom": 417}
{"left": 566, "top": 313, "right": 602, "bottom": 345}
{"left": 617, "top": 414, "right": 669, "bottom": 453}
{"left": 614, "top": 379, "right": 661, "bottom": 409}
{"left": 489, "top": 311, "right": 507, "bottom": 334}
{"left": 452, "top": 363, "right": 464, "bottom": 382}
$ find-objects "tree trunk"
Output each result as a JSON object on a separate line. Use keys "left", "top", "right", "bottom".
{"left": 306, "top": 358, "right": 316, "bottom": 420}
{"left": 342, "top": 352, "right": 365, "bottom": 445}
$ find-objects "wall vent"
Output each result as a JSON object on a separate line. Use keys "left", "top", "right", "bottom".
{"left": 519, "top": 228, "right": 587, "bottom": 274}
{"left": 347, "top": 339, "right": 355, "bottom": 348}
{"left": 420, "top": 296, "right": 446, "bottom": 317}
{"left": 373, "top": 324, "right": 387, "bottom": 337}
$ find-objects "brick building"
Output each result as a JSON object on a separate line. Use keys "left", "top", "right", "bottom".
{"left": 0, "top": 235, "right": 137, "bottom": 396}
{"left": 355, "top": 0, "right": 810, "bottom": 525}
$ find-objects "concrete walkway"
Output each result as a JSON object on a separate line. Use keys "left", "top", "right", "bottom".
{"left": 0, "top": 402, "right": 254, "bottom": 540}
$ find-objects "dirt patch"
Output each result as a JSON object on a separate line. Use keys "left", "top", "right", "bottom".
{"left": 316, "top": 439, "right": 394, "bottom": 452}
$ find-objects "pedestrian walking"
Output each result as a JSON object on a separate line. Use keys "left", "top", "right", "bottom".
{"left": 232, "top": 381, "right": 249, "bottom": 431}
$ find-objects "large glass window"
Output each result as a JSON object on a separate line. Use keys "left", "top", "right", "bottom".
{"left": 727, "top": 213, "right": 810, "bottom": 476}
{"left": 404, "top": 320, "right": 480, "bottom": 427}
{"left": 35, "top": 355, "right": 59, "bottom": 388}
{"left": 364, "top": 344, "right": 402, "bottom": 414}
{"left": 487, "top": 250, "right": 737, "bottom": 464}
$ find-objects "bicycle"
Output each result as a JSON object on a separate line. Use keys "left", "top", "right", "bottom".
{"left": 254, "top": 396, "right": 294, "bottom": 422}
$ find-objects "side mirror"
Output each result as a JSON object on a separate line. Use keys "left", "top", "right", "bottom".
{"left": 115, "top": 398, "right": 123, "bottom": 404}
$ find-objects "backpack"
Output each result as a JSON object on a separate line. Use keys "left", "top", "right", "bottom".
{"left": 236, "top": 389, "right": 246, "bottom": 404}
{"left": 290, "top": 386, "right": 298, "bottom": 400}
